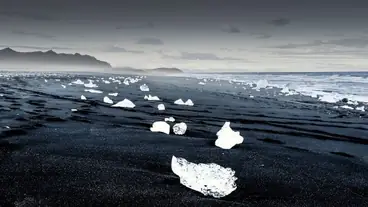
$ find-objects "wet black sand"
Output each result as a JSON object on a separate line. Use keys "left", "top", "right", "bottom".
{"left": 0, "top": 73, "right": 367, "bottom": 206}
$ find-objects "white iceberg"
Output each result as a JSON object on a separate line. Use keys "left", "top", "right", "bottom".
{"left": 81, "top": 95, "right": 87, "bottom": 100}
{"left": 108, "top": 93, "right": 118, "bottom": 96}
{"left": 215, "top": 122, "right": 244, "bottom": 149}
{"left": 150, "top": 121, "right": 170, "bottom": 134}
{"left": 157, "top": 104, "right": 165, "bottom": 111}
{"left": 173, "top": 122, "right": 187, "bottom": 135}
{"left": 84, "top": 80, "right": 98, "bottom": 88}
{"left": 84, "top": 89, "right": 103, "bottom": 94}
{"left": 164, "top": 117, "right": 175, "bottom": 122}
{"left": 72, "top": 79, "right": 84, "bottom": 85}
{"left": 171, "top": 156, "right": 237, "bottom": 198}
{"left": 112, "top": 99, "right": 135, "bottom": 108}
{"left": 140, "top": 84, "right": 150, "bottom": 91}
{"left": 103, "top": 96, "right": 114, "bottom": 104}
{"left": 144, "top": 95, "right": 160, "bottom": 101}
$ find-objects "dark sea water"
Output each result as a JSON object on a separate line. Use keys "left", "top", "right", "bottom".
{"left": 0, "top": 72, "right": 367, "bottom": 206}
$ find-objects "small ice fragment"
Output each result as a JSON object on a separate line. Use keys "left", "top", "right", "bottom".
{"left": 123, "top": 80, "right": 130, "bottom": 85}
{"left": 215, "top": 122, "right": 244, "bottom": 149}
{"left": 44, "top": 79, "right": 48, "bottom": 83}
{"left": 55, "top": 79, "right": 60, "bottom": 81}
{"left": 5, "top": 126, "right": 10, "bottom": 129}
{"left": 81, "top": 95, "right": 87, "bottom": 100}
{"left": 185, "top": 99, "right": 194, "bottom": 106}
{"left": 84, "top": 80, "right": 98, "bottom": 88}
{"left": 72, "top": 79, "right": 84, "bottom": 85}
{"left": 249, "top": 95, "right": 254, "bottom": 98}
{"left": 140, "top": 84, "right": 150, "bottom": 91}
{"left": 198, "top": 82, "right": 206, "bottom": 85}
{"left": 174, "top": 99, "right": 185, "bottom": 105}
{"left": 173, "top": 122, "right": 187, "bottom": 135}
{"left": 71, "top": 109, "right": 78, "bottom": 112}
{"left": 112, "top": 99, "right": 135, "bottom": 108}
{"left": 171, "top": 156, "right": 237, "bottom": 198}
{"left": 108, "top": 93, "right": 118, "bottom": 96}
{"left": 144, "top": 95, "right": 160, "bottom": 101}
{"left": 84, "top": 89, "right": 103, "bottom": 93}
{"left": 158, "top": 104, "right": 165, "bottom": 111}
{"left": 332, "top": 106, "right": 339, "bottom": 109}
{"left": 356, "top": 106, "right": 365, "bottom": 112}
{"left": 61, "top": 85, "right": 66, "bottom": 88}
{"left": 150, "top": 121, "right": 170, "bottom": 134}
{"left": 340, "top": 105, "right": 354, "bottom": 110}
{"left": 104, "top": 80, "right": 111, "bottom": 84}
{"left": 103, "top": 96, "right": 114, "bottom": 104}
{"left": 165, "top": 117, "right": 175, "bottom": 122}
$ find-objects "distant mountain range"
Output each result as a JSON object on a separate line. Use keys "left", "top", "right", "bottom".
{"left": 112, "top": 67, "right": 183, "bottom": 74}
{"left": 0, "top": 47, "right": 111, "bottom": 70}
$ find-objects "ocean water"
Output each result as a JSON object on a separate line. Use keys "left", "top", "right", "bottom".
{"left": 0, "top": 71, "right": 367, "bottom": 206}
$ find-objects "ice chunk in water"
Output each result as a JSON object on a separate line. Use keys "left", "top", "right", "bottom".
{"left": 340, "top": 105, "right": 353, "bottom": 110}
{"left": 112, "top": 99, "right": 135, "bottom": 108}
{"left": 108, "top": 93, "right": 118, "bottom": 96}
{"left": 144, "top": 95, "right": 160, "bottom": 101}
{"left": 81, "top": 95, "right": 87, "bottom": 100}
{"left": 173, "top": 122, "right": 187, "bottom": 135}
{"left": 215, "top": 122, "right": 244, "bottom": 149}
{"left": 44, "top": 79, "right": 48, "bottom": 83}
{"left": 185, "top": 99, "right": 194, "bottom": 106}
{"left": 165, "top": 117, "right": 175, "bottom": 122}
{"left": 157, "top": 104, "right": 165, "bottom": 110}
{"left": 356, "top": 106, "right": 365, "bottom": 112}
{"left": 171, "top": 156, "right": 237, "bottom": 198}
{"left": 140, "top": 84, "right": 150, "bottom": 91}
{"left": 150, "top": 121, "right": 170, "bottom": 134}
{"left": 174, "top": 99, "right": 194, "bottom": 106}
{"left": 61, "top": 85, "right": 66, "bottom": 88}
{"left": 84, "top": 89, "right": 103, "bottom": 93}
{"left": 198, "top": 82, "right": 206, "bottom": 85}
{"left": 72, "top": 79, "right": 85, "bottom": 85}
{"left": 84, "top": 80, "right": 98, "bottom": 88}
{"left": 103, "top": 96, "right": 114, "bottom": 104}
{"left": 71, "top": 109, "right": 78, "bottom": 112}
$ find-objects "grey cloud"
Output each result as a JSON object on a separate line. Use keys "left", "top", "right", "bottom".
{"left": 269, "top": 18, "right": 290, "bottom": 26}
{"left": 136, "top": 37, "right": 164, "bottom": 45}
{"left": 116, "top": 22, "right": 154, "bottom": 29}
{"left": 272, "top": 38, "right": 368, "bottom": 49}
{"left": 163, "top": 52, "right": 244, "bottom": 61}
{"left": 104, "top": 46, "right": 144, "bottom": 54}
{"left": 0, "top": 11, "right": 56, "bottom": 21}
{"left": 12, "top": 30, "right": 55, "bottom": 39}
{"left": 221, "top": 25, "right": 241, "bottom": 33}
{"left": 255, "top": 34, "right": 272, "bottom": 39}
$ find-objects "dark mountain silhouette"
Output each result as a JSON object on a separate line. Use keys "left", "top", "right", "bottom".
{"left": 113, "top": 67, "right": 183, "bottom": 75}
{"left": 0, "top": 48, "right": 111, "bottom": 70}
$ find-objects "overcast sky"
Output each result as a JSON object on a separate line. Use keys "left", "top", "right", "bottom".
{"left": 1, "top": 0, "right": 368, "bottom": 71}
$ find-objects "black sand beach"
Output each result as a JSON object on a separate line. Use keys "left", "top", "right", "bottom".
{"left": 0, "top": 72, "right": 367, "bottom": 206}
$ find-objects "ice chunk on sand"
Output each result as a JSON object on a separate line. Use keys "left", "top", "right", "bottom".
{"left": 340, "top": 105, "right": 354, "bottom": 110}
{"left": 84, "top": 80, "right": 98, "bottom": 88}
{"left": 103, "top": 96, "right": 114, "bottom": 104}
{"left": 215, "top": 122, "right": 244, "bottom": 149}
{"left": 72, "top": 79, "right": 84, "bottom": 85}
{"left": 108, "top": 93, "right": 118, "bottom": 96}
{"left": 71, "top": 109, "right": 78, "bottom": 112}
{"left": 144, "top": 95, "right": 160, "bottom": 101}
{"left": 140, "top": 84, "right": 150, "bottom": 91}
{"left": 356, "top": 106, "right": 365, "bottom": 112}
{"left": 173, "top": 122, "right": 187, "bottom": 135}
{"left": 150, "top": 121, "right": 170, "bottom": 134}
{"left": 103, "top": 80, "right": 111, "bottom": 84}
{"left": 165, "top": 117, "right": 175, "bottom": 122}
{"left": 112, "top": 99, "right": 135, "bottom": 108}
{"left": 198, "top": 82, "right": 206, "bottom": 85}
{"left": 171, "top": 156, "right": 237, "bottom": 198}
{"left": 185, "top": 99, "right": 194, "bottom": 106}
{"left": 61, "top": 85, "right": 66, "bottom": 88}
{"left": 157, "top": 104, "right": 165, "bottom": 111}
{"left": 81, "top": 95, "right": 87, "bottom": 100}
{"left": 174, "top": 99, "right": 194, "bottom": 106}
{"left": 84, "top": 89, "right": 103, "bottom": 94}
{"left": 319, "top": 94, "right": 340, "bottom": 103}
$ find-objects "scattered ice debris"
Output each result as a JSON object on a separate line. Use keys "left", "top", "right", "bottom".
{"left": 103, "top": 96, "right": 114, "bottom": 104}
{"left": 253, "top": 79, "right": 269, "bottom": 90}
{"left": 103, "top": 80, "right": 111, "bottom": 84}
{"left": 173, "top": 122, "right": 187, "bottom": 135}
{"left": 356, "top": 106, "right": 365, "bottom": 112}
{"left": 158, "top": 104, "right": 165, "bottom": 111}
{"left": 174, "top": 99, "right": 194, "bottom": 106}
{"left": 61, "top": 85, "right": 66, "bottom": 88}
{"left": 112, "top": 99, "right": 135, "bottom": 108}
{"left": 140, "top": 84, "right": 150, "bottom": 91}
{"left": 215, "top": 122, "right": 244, "bottom": 149}
{"left": 84, "top": 80, "right": 98, "bottom": 88}
{"left": 84, "top": 89, "right": 103, "bottom": 94}
{"left": 340, "top": 105, "right": 354, "bottom": 110}
{"left": 72, "top": 79, "right": 84, "bottom": 85}
{"left": 144, "top": 95, "right": 160, "bottom": 101}
{"left": 123, "top": 79, "right": 130, "bottom": 85}
{"left": 347, "top": 100, "right": 359, "bottom": 106}
{"left": 171, "top": 156, "right": 237, "bottom": 198}
{"left": 108, "top": 93, "right": 118, "bottom": 96}
{"left": 150, "top": 121, "right": 170, "bottom": 134}
{"left": 165, "top": 117, "right": 175, "bottom": 122}
{"left": 71, "top": 109, "right": 78, "bottom": 112}
{"left": 81, "top": 95, "right": 87, "bottom": 100}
